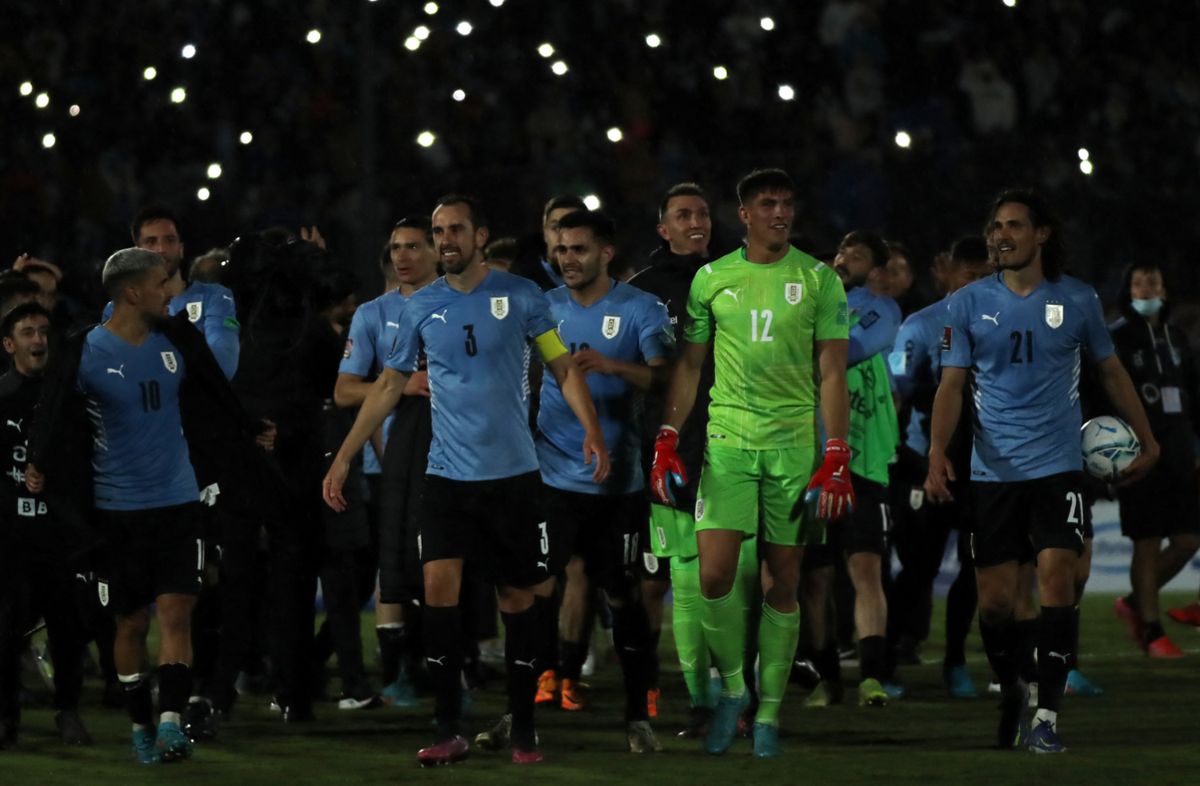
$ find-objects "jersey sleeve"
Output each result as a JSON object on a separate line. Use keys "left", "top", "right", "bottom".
{"left": 338, "top": 305, "right": 376, "bottom": 377}
{"left": 889, "top": 312, "right": 930, "bottom": 400}
{"left": 521, "top": 283, "right": 558, "bottom": 340}
{"left": 682, "top": 268, "right": 714, "bottom": 344}
{"left": 101, "top": 301, "right": 113, "bottom": 322}
{"left": 940, "top": 289, "right": 972, "bottom": 368}
{"left": 385, "top": 305, "right": 422, "bottom": 374}
{"left": 814, "top": 266, "right": 850, "bottom": 342}
{"left": 848, "top": 294, "right": 901, "bottom": 365}
{"left": 201, "top": 285, "right": 240, "bottom": 379}
{"left": 1079, "top": 286, "right": 1115, "bottom": 363}
{"left": 637, "top": 296, "right": 676, "bottom": 361}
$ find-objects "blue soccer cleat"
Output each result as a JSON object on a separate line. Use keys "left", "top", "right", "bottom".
{"left": 1027, "top": 719, "right": 1067, "bottom": 754}
{"left": 945, "top": 665, "right": 978, "bottom": 699}
{"left": 705, "top": 691, "right": 749, "bottom": 755}
{"left": 156, "top": 721, "right": 193, "bottom": 762}
{"left": 752, "top": 723, "right": 782, "bottom": 758}
{"left": 132, "top": 728, "right": 161, "bottom": 765}
{"left": 1065, "top": 669, "right": 1103, "bottom": 697}
{"left": 381, "top": 676, "right": 420, "bottom": 708}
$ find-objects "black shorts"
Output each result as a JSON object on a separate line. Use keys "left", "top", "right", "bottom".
{"left": 640, "top": 552, "right": 670, "bottom": 581}
{"left": 377, "top": 397, "right": 432, "bottom": 604}
{"left": 804, "top": 474, "right": 891, "bottom": 568}
{"left": 1118, "top": 468, "right": 1200, "bottom": 540}
{"left": 542, "top": 485, "right": 646, "bottom": 597}
{"left": 969, "top": 472, "right": 1086, "bottom": 568}
{"left": 418, "top": 471, "right": 549, "bottom": 589}
{"left": 95, "top": 502, "right": 205, "bottom": 616}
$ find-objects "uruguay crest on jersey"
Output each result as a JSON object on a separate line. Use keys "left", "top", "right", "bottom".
{"left": 601, "top": 315, "right": 621, "bottom": 339}
{"left": 1045, "top": 302, "right": 1064, "bottom": 328}
{"left": 490, "top": 296, "right": 509, "bottom": 320}
{"left": 161, "top": 351, "right": 178, "bottom": 373}
{"left": 785, "top": 282, "right": 803, "bottom": 305}
{"left": 186, "top": 301, "right": 203, "bottom": 322}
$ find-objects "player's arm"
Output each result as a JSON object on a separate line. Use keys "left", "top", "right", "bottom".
{"left": 572, "top": 350, "right": 669, "bottom": 392}
{"left": 333, "top": 373, "right": 374, "bottom": 408}
{"left": 817, "top": 338, "right": 850, "bottom": 441}
{"left": 924, "top": 366, "right": 966, "bottom": 503}
{"left": 323, "top": 366, "right": 409, "bottom": 510}
{"left": 1093, "top": 353, "right": 1161, "bottom": 485}
{"left": 889, "top": 316, "right": 928, "bottom": 402}
{"left": 847, "top": 299, "right": 901, "bottom": 366}
{"left": 660, "top": 339, "right": 708, "bottom": 431}
{"left": 541, "top": 331, "right": 610, "bottom": 483}
{"left": 802, "top": 338, "right": 856, "bottom": 519}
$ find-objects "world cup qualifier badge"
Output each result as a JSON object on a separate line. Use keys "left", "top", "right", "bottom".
{"left": 940, "top": 326, "right": 953, "bottom": 351}
{"left": 343, "top": 338, "right": 353, "bottom": 359}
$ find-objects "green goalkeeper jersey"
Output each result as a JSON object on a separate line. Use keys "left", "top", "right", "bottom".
{"left": 683, "top": 246, "right": 848, "bottom": 450}
{"left": 847, "top": 349, "right": 899, "bottom": 484}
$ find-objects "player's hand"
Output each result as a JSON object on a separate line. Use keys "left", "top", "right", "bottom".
{"left": 649, "top": 426, "right": 687, "bottom": 505}
{"left": 256, "top": 418, "right": 277, "bottom": 452}
{"left": 582, "top": 428, "right": 610, "bottom": 484}
{"left": 572, "top": 348, "right": 614, "bottom": 376}
{"left": 322, "top": 456, "right": 350, "bottom": 512}
{"left": 300, "top": 226, "right": 326, "bottom": 250}
{"left": 404, "top": 370, "right": 431, "bottom": 398}
{"left": 924, "top": 447, "right": 956, "bottom": 504}
{"left": 804, "top": 438, "right": 855, "bottom": 520}
{"left": 24, "top": 463, "right": 44, "bottom": 494}
{"left": 1115, "top": 437, "right": 1160, "bottom": 488}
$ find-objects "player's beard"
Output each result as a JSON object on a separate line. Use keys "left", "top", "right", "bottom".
{"left": 440, "top": 249, "right": 475, "bottom": 275}
{"left": 996, "top": 250, "right": 1035, "bottom": 272}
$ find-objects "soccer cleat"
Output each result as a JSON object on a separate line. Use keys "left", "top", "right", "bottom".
{"left": 678, "top": 705, "right": 713, "bottom": 738}
{"left": 945, "top": 665, "right": 978, "bottom": 698}
{"left": 752, "top": 723, "right": 782, "bottom": 758}
{"left": 182, "top": 698, "right": 217, "bottom": 742}
{"left": 1027, "top": 719, "right": 1066, "bottom": 754}
{"left": 511, "top": 746, "right": 544, "bottom": 764}
{"left": 882, "top": 681, "right": 907, "bottom": 700}
{"left": 418, "top": 735, "right": 469, "bottom": 767}
{"left": 804, "top": 680, "right": 843, "bottom": 708}
{"left": 627, "top": 720, "right": 662, "bottom": 753}
{"left": 55, "top": 710, "right": 93, "bottom": 746}
{"left": 474, "top": 713, "right": 511, "bottom": 750}
{"left": 1064, "top": 670, "right": 1102, "bottom": 697}
{"left": 790, "top": 658, "right": 821, "bottom": 689}
{"left": 560, "top": 678, "right": 587, "bottom": 711}
{"left": 704, "top": 691, "right": 749, "bottom": 755}
{"left": 1166, "top": 601, "right": 1200, "bottom": 627}
{"left": 1146, "top": 635, "right": 1185, "bottom": 659}
{"left": 1113, "top": 596, "right": 1144, "bottom": 646}
{"left": 646, "top": 688, "right": 660, "bottom": 718}
{"left": 156, "top": 721, "right": 193, "bottom": 762}
{"left": 858, "top": 678, "right": 888, "bottom": 707}
{"left": 996, "top": 680, "right": 1030, "bottom": 749}
{"left": 132, "top": 728, "right": 161, "bottom": 765}
{"left": 534, "top": 670, "right": 559, "bottom": 705}
{"left": 381, "top": 677, "right": 420, "bottom": 708}
{"left": 337, "top": 692, "right": 383, "bottom": 710}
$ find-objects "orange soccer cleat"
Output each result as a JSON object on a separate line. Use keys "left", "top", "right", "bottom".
{"left": 1166, "top": 602, "right": 1200, "bottom": 627}
{"left": 534, "top": 670, "right": 559, "bottom": 705}
{"left": 1146, "top": 635, "right": 1185, "bottom": 659}
{"left": 560, "top": 678, "right": 587, "bottom": 711}
{"left": 646, "top": 688, "right": 660, "bottom": 718}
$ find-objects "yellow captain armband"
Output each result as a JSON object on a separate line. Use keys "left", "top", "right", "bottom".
{"left": 534, "top": 328, "right": 568, "bottom": 362}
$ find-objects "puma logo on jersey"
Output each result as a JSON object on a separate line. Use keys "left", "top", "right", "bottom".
{"left": 720, "top": 288, "right": 741, "bottom": 302}
{"left": 106, "top": 364, "right": 125, "bottom": 378}
{"left": 386, "top": 321, "right": 400, "bottom": 329}
{"left": 221, "top": 295, "right": 234, "bottom": 303}
{"left": 430, "top": 310, "right": 448, "bottom": 323}
{"left": 980, "top": 312, "right": 1000, "bottom": 325}
{"left": 6, "top": 419, "right": 21, "bottom": 432}
{"left": 426, "top": 655, "right": 447, "bottom": 666}
{"left": 1047, "top": 651, "right": 1071, "bottom": 664}
{"left": 513, "top": 659, "right": 537, "bottom": 670}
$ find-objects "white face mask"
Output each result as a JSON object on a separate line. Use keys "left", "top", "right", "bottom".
{"left": 1131, "top": 297, "right": 1163, "bottom": 317}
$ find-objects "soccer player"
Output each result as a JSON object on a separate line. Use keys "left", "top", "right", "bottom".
{"left": 323, "top": 194, "right": 609, "bottom": 766}
{"left": 535, "top": 210, "right": 673, "bottom": 751}
{"left": 1105, "top": 262, "right": 1200, "bottom": 655}
{"left": 802, "top": 230, "right": 901, "bottom": 707}
{"left": 651, "top": 168, "right": 854, "bottom": 757}
{"left": 925, "top": 189, "right": 1159, "bottom": 753}
{"left": 888, "top": 237, "right": 992, "bottom": 697}
{"left": 0, "top": 303, "right": 92, "bottom": 748}
{"left": 334, "top": 216, "right": 440, "bottom": 706}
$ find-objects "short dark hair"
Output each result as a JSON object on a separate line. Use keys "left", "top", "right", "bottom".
{"left": 1, "top": 301, "right": 51, "bottom": 338}
{"left": 658, "top": 183, "right": 708, "bottom": 221}
{"left": 434, "top": 193, "right": 488, "bottom": 230}
{"left": 985, "top": 187, "right": 1065, "bottom": 280}
{"left": 557, "top": 210, "right": 616, "bottom": 246}
{"left": 0, "top": 272, "right": 43, "bottom": 316}
{"left": 542, "top": 194, "right": 587, "bottom": 224}
{"left": 484, "top": 237, "right": 519, "bottom": 262}
{"left": 736, "top": 168, "right": 795, "bottom": 206}
{"left": 950, "top": 236, "right": 989, "bottom": 265}
{"left": 130, "top": 204, "right": 182, "bottom": 244}
{"left": 393, "top": 215, "right": 433, "bottom": 240}
{"left": 188, "top": 248, "right": 228, "bottom": 284}
{"left": 839, "top": 230, "right": 890, "bottom": 268}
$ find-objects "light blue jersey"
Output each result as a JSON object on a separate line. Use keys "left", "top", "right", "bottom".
{"left": 77, "top": 328, "right": 200, "bottom": 510}
{"left": 941, "top": 273, "right": 1115, "bottom": 481}
{"left": 339, "top": 290, "right": 407, "bottom": 475}
{"left": 387, "top": 270, "right": 558, "bottom": 481}
{"left": 537, "top": 281, "right": 674, "bottom": 495}
{"left": 847, "top": 286, "right": 902, "bottom": 367}
{"left": 889, "top": 298, "right": 949, "bottom": 456}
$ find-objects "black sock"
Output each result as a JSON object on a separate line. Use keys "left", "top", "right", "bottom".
{"left": 859, "top": 635, "right": 886, "bottom": 681}
{"left": 1015, "top": 619, "right": 1038, "bottom": 684}
{"left": 157, "top": 663, "right": 191, "bottom": 716}
{"left": 1068, "top": 606, "right": 1081, "bottom": 671}
{"left": 610, "top": 604, "right": 651, "bottom": 722}
{"left": 559, "top": 639, "right": 586, "bottom": 681}
{"left": 402, "top": 604, "right": 426, "bottom": 687}
{"left": 1143, "top": 620, "right": 1165, "bottom": 645}
{"left": 120, "top": 673, "right": 154, "bottom": 727}
{"left": 501, "top": 606, "right": 541, "bottom": 750}
{"left": 816, "top": 643, "right": 841, "bottom": 684}
{"left": 978, "top": 616, "right": 1019, "bottom": 686}
{"left": 1036, "top": 605, "right": 1076, "bottom": 713}
{"left": 534, "top": 594, "right": 559, "bottom": 675}
{"left": 376, "top": 626, "right": 405, "bottom": 686}
{"left": 423, "top": 606, "right": 463, "bottom": 740}
{"left": 647, "top": 628, "right": 662, "bottom": 690}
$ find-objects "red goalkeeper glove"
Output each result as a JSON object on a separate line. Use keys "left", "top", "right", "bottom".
{"left": 649, "top": 426, "right": 687, "bottom": 505}
{"left": 804, "top": 438, "right": 855, "bottom": 520}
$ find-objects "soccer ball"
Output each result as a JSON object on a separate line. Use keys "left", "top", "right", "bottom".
{"left": 1080, "top": 416, "right": 1141, "bottom": 482}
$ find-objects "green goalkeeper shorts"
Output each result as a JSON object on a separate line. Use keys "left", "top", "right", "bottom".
{"left": 647, "top": 503, "right": 698, "bottom": 559}
{"left": 695, "top": 444, "right": 820, "bottom": 546}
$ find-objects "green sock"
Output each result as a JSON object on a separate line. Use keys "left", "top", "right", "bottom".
{"left": 670, "top": 556, "right": 713, "bottom": 707}
{"left": 702, "top": 588, "right": 747, "bottom": 698}
{"left": 756, "top": 602, "right": 800, "bottom": 726}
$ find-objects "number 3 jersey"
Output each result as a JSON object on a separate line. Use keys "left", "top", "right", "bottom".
{"left": 683, "top": 246, "right": 849, "bottom": 450}
{"left": 941, "top": 272, "right": 1115, "bottom": 482}
{"left": 77, "top": 327, "right": 200, "bottom": 510}
{"left": 537, "top": 281, "right": 674, "bottom": 495}
{"left": 387, "top": 270, "right": 559, "bottom": 482}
